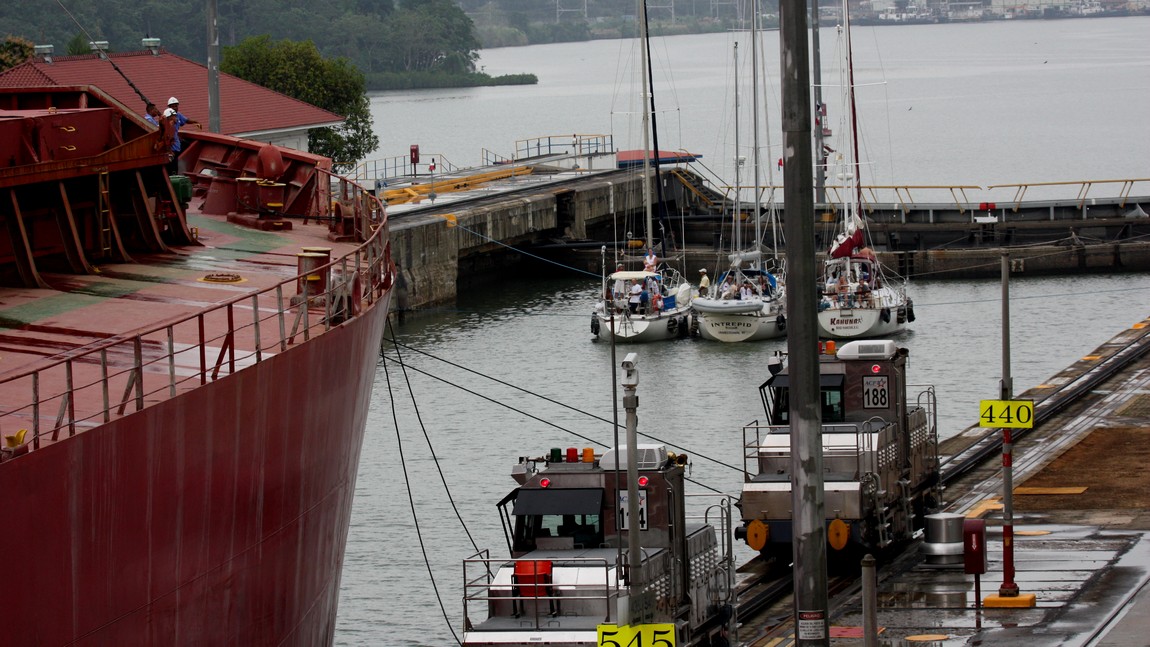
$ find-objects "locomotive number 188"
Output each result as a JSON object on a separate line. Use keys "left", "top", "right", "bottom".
{"left": 863, "top": 376, "right": 889, "bottom": 409}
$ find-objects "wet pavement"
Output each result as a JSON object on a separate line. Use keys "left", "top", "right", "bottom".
{"left": 744, "top": 321, "right": 1150, "bottom": 646}
{"left": 825, "top": 523, "right": 1150, "bottom": 646}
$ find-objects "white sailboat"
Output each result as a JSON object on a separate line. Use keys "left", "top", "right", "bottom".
{"left": 816, "top": 2, "right": 914, "bottom": 340}
{"left": 693, "top": 4, "right": 787, "bottom": 343}
{"left": 591, "top": 1, "right": 693, "bottom": 344}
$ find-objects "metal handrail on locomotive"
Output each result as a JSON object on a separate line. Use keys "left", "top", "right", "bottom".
{"left": 736, "top": 340, "right": 941, "bottom": 564}
{"left": 462, "top": 444, "right": 734, "bottom": 646}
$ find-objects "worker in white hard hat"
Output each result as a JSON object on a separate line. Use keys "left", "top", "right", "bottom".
{"left": 164, "top": 97, "right": 201, "bottom": 174}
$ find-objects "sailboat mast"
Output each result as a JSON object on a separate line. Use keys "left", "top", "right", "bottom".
{"left": 733, "top": 42, "right": 742, "bottom": 257}
{"left": 751, "top": 0, "right": 762, "bottom": 268}
{"left": 812, "top": 0, "right": 826, "bottom": 203}
{"left": 844, "top": 1, "right": 863, "bottom": 217}
{"left": 639, "top": 0, "right": 653, "bottom": 252}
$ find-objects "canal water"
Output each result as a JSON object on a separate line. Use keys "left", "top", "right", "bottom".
{"left": 339, "top": 17, "right": 1150, "bottom": 647}
{"left": 367, "top": 16, "right": 1150, "bottom": 197}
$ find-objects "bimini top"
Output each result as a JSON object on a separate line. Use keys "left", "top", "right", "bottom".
{"left": 608, "top": 270, "right": 660, "bottom": 281}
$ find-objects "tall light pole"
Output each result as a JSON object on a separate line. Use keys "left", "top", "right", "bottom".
{"left": 780, "top": 0, "right": 829, "bottom": 642}
{"left": 206, "top": 0, "right": 221, "bottom": 133}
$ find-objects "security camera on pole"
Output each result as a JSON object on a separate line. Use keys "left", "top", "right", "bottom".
{"left": 619, "top": 353, "right": 648, "bottom": 625}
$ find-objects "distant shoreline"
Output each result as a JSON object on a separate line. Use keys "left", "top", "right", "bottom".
{"left": 365, "top": 71, "right": 537, "bottom": 92}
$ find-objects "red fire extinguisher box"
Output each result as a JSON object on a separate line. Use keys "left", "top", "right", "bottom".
{"left": 964, "top": 519, "right": 988, "bottom": 575}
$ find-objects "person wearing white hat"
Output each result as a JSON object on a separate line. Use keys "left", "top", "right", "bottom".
{"left": 697, "top": 268, "right": 710, "bottom": 297}
{"left": 164, "top": 97, "right": 200, "bottom": 174}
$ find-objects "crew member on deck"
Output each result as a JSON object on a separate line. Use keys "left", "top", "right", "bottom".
{"left": 698, "top": 268, "right": 710, "bottom": 297}
{"left": 719, "top": 275, "right": 735, "bottom": 300}
{"left": 643, "top": 248, "right": 658, "bottom": 272}
{"left": 612, "top": 264, "right": 627, "bottom": 300}
{"left": 165, "top": 97, "right": 200, "bottom": 174}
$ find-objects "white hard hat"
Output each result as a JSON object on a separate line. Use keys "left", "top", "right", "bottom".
{"left": 167, "top": 96, "right": 179, "bottom": 106}
{"left": 699, "top": 268, "right": 706, "bottom": 273}
{"left": 163, "top": 107, "right": 176, "bottom": 118}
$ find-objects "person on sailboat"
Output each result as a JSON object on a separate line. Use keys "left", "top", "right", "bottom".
{"left": 643, "top": 248, "right": 658, "bottom": 272}
{"left": 612, "top": 264, "right": 627, "bottom": 300}
{"left": 719, "top": 275, "right": 735, "bottom": 300}
{"left": 836, "top": 272, "right": 851, "bottom": 306}
{"left": 698, "top": 269, "right": 710, "bottom": 297}
{"left": 739, "top": 281, "right": 753, "bottom": 301}
{"left": 825, "top": 271, "right": 839, "bottom": 296}
{"left": 628, "top": 280, "right": 642, "bottom": 314}
{"left": 759, "top": 274, "right": 773, "bottom": 298}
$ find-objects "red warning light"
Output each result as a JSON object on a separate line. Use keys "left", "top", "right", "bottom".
{"left": 637, "top": 476, "right": 649, "bottom": 487}
{"left": 871, "top": 364, "right": 881, "bottom": 374}
{"left": 539, "top": 478, "right": 551, "bottom": 488}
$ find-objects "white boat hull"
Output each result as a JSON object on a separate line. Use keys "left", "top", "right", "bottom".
{"left": 818, "top": 304, "right": 907, "bottom": 339}
{"left": 594, "top": 305, "right": 691, "bottom": 343}
{"left": 696, "top": 300, "right": 787, "bottom": 342}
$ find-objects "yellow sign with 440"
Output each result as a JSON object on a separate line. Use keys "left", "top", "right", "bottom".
{"left": 597, "top": 623, "right": 676, "bottom": 646}
{"left": 979, "top": 399, "right": 1034, "bottom": 428}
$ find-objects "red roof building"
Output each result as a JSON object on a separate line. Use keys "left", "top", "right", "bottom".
{"left": 0, "top": 43, "right": 343, "bottom": 152}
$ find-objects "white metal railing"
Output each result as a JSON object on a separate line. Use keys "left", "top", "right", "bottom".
{"left": 462, "top": 553, "right": 617, "bottom": 631}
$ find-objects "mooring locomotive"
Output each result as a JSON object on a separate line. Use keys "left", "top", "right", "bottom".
{"left": 462, "top": 444, "right": 734, "bottom": 646}
{"left": 737, "top": 340, "right": 941, "bottom": 564}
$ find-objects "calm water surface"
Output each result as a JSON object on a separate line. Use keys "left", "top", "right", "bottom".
{"left": 339, "top": 18, "right": 1150, "bottom": 646}
{"left": 336, "top": 273, "right": 1150, "bottom": 646}
{"left": 368, "top": 17, "right": 1150, "bottom": 195}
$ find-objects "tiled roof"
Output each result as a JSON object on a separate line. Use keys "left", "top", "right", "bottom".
{"left": 0, "top": 50, "right": 343, "bottom": 135}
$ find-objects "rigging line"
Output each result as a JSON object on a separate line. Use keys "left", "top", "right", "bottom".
{"left": 52, "top": 0, "right": 152, "bottom": 107}
{"left": 381, "top": 335, "right": 462, "bottom": 646}
{"left": 387, "top": 320, "right": 482, "bottom": 556}
{"left": 863, "top": 25, "right": 898, "bottom": 185}
{"left": 380, "top": 343, "right": 745, "bottom": 478}
{"left": 383, "top": 350, "right": 726, "bottom": 495}
{"left": 448, "top": 221, "right": 600, "bottom": 278}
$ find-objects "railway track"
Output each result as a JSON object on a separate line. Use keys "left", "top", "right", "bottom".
{"left": 729, "top": 320, "right": 1150, "bottom": 640}
{"left": 938, "top": 320, "right": 1150, "bottom": 486}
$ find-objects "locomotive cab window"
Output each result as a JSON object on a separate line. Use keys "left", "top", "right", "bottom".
{"left": 506, "top": 488, "right": 604, "bottom": 552}
{"left": 760, "top": 374, "right": 846, "bottom": 424}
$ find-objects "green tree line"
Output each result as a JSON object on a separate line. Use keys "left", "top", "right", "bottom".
{"left": 0, "top": 0, "right": 536, "bottom": 90}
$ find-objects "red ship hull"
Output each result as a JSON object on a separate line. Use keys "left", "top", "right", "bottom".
{"left": 0, "top": 86, "right": 394, "bottom": 645}
{"left": 2, "top": 295, "right": 389, "bottom": 646}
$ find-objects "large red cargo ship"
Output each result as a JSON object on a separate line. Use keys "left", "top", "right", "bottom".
{"left": 0, "top": 86, "right": 394, "bottom": 645}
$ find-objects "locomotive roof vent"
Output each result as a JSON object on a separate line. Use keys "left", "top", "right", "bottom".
{"left": 600, "top": 444, "right": 668, "bottom": 471}
{"left": 836, "top": 340, "right": 897, "bottom": 360}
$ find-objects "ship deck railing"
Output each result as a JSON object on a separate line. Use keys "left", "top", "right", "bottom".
{"left": 0, "top": 171, "right": 393, "bottom": 458}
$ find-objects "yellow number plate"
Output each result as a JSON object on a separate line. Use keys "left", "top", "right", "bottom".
{"left": 598, "top": 623, "right": 677, "bottom": 646}
{"left": 979, "top": 399, "right": 1034, "bottom": 428}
